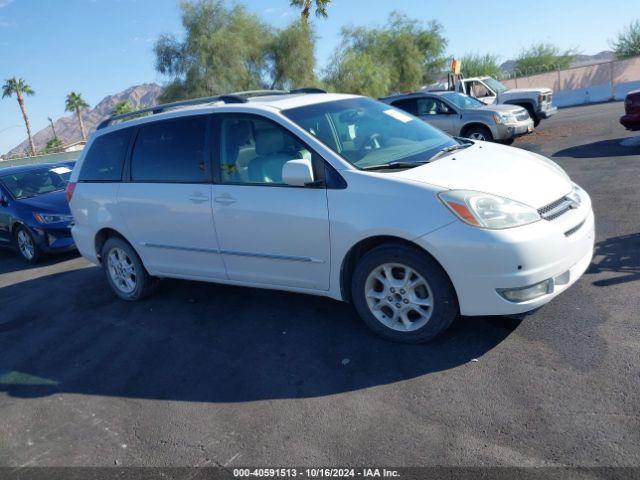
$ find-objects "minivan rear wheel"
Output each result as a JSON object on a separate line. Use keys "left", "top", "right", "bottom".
{"left": 351, "top": 245, "right": 458, "bottom": 343}
{"left": 102, "top": 237, "right": 157, "bottom": 301}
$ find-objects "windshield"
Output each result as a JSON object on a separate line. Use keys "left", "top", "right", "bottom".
{"left": 483, "top": 78, "right": 508, "bottom": 94}
{"left": 441, "top": 92, "right": 485, "bottom": 109}
{"left": 282, "top": 97, "right": 457, "bottom": 169}
{"left": 0, "top": 165, "right": 72, "bottom": 200}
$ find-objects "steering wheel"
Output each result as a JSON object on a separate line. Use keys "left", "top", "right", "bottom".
{"left": 364, "top": 133, "right": 383, "bottom": 150}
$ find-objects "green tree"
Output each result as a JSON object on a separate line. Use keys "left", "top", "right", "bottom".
{"left": 270, "top": 21, "right": 317, "bottom": 89}
{"left": 44, "top": 137, "right": 63, "bottom": 154}
{"left": 154, "top": 0, "right": 274, "bottom": 102}
{"left": 290, "top": 0, "right": 330, "bottom": 23}
{"left": 112, "top": 101, "right": 133, "bottom": 116}
{"left": 613, "top": 20, "right": 640, "bottom": 60}
{"left": 460, "top": 53, "right": 502, "bottom": 78}
{"left": 325, "top": 51, "right": 391, "bottom": 98}
{"left": 324, "top": 12, "right": 447, "bottom": 97}
{"left": 65, "top": 92, "right": 90, "bottom": 141}
{"left": 1, "top": 77, "right": 36, "bottom": 156}
{"left": 515, "top": 42, "right": 576, "bottom": 76}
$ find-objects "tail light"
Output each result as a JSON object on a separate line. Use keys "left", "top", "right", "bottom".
{"left": 65, "top": 182, "right": 76, "bottom": 202}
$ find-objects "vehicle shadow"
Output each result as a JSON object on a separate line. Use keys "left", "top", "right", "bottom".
{"left": 588, "top": 232, "right": 640, "bottom": 287}
{"left": 552, "top": 136, "right": 640, "bottom": 159}
{"left": 0, "top": 266, "right": 519, "bottom": 403}
{"left": 0, "top": 248, "right": 80, "bottom": 275}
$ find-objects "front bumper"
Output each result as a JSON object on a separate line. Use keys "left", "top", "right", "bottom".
{"left": 620, "top": 113, "right": 640, "bottom": 130}
{"left": 537, "top": 104, "right": 557, "bottom": 119}
{"left": 494, "top": 119, "right": 534, "bottom": 140}
{"left": 30, "top": 224, "right": 76, "bottom": 253}
{"left": 416, "top": 197, "right": 595, "bottom": 316}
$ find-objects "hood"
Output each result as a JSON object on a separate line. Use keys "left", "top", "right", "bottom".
{"left": 503, "top": 87, "right": 553, "bottom": 95}
{"left": 391, "top": 142, "right": 571, "bottom": 208}
{"left": 475, "top": 104, "right": 527, "bottom": 114}
{"left": 18, "top": 190, "right": 71, "bottom": 213}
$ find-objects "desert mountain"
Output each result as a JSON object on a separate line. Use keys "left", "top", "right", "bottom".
{"left": 7, "top": 83, "right": 163, "bottom": 157}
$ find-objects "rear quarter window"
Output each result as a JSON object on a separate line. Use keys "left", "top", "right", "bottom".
{"left": 78, "top": 128, "right": 132, "bottom": 182}
{"left": 130, "top": 116, "right": 208, "bottom": 183}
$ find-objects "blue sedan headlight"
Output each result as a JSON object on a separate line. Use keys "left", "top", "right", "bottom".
{"left": 33, "top": 212, "right": 73, "bottom": 224}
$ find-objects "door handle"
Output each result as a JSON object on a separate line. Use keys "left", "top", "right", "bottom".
{"left": 214, "top": 194, "right": 237, "bottom": 205}
{"left": 188, "top": 192, "right": 209, "bottom": 204}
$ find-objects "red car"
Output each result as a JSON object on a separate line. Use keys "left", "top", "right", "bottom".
{"left": 620, "top": 89, "right": 640, "bottom": 130}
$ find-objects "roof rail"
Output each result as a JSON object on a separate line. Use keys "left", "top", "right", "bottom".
{"left": 96, "top": 87, "right": 326, "bottom": 130}
{"left": 290, "top": 87, "right": 326, "bottom": 94}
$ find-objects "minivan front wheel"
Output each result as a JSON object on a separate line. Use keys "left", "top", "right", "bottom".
{"left": 351, "top": 245, "right": 458, "bottom": 343}
{"left": 102, "top": 237, "right": 157, "bottom": 301}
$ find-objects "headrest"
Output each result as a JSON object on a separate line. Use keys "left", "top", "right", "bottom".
{"left": 255, "top": 126, "right": 285, "bottom": 155}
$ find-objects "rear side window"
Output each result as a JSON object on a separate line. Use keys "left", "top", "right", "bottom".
{"left": 391, "top": 99, "right": 418, "bottom": 116}
{"left": 131, "top": 116, "right": 208, "bottom": 183}
{"left": 79, "top": 128, "right": 131, "bottom": 182}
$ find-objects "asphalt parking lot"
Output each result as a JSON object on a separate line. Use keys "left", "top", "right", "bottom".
{"left": 1, "top": 101, "right": 639, "bottom": 468}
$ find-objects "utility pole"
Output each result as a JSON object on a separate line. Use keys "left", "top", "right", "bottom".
{"left": 48, "top": 117, "right": 57, "bottom": 139}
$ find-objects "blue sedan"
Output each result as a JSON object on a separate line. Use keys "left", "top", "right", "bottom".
{"left": 0, "top": 162, "right": 76, "bottom": 263}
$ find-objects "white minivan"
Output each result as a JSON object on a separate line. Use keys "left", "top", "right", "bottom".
{"left": 67, "top": 91, "right": 594, "bottom": 343}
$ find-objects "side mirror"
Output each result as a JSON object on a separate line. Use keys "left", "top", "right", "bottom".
{"left": 0, "top": 195, "right": 7, "bottom": 207}
{"left": 283, "top": 158, "right": 314, "bottom": 187}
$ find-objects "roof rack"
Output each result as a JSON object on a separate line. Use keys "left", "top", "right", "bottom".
{"left": 96, "top": 87, "right": 327, "bottom": 130}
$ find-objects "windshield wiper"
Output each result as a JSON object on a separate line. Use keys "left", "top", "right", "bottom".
{"left": 427, "top": 143, "right": 471, "bottom": 162}
{"left": 361, "top": 160, "right": 429, "bottom": 171}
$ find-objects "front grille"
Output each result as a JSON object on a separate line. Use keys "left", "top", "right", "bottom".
{"left": 45, "top": 227, "right": 72, "bottom": 238}
{"left": 538, "top": 196, "right": 573, "bottom": 221}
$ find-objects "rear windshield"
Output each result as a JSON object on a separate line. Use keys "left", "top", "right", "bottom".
{"left": 1, "top": 165, "right": 72, "bottom": 200}
{"left": 79, "top": 128, "right": 132, "bottom": 182}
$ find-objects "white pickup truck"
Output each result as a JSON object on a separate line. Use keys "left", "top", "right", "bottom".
{"left": 429, "top": 76, "right": 557, "bottom": 126}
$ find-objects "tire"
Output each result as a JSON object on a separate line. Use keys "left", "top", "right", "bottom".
{"left": 522, "top": 105, "right": 540, "bottom": 127}
{"left": 464, "top": 125, "right": 494, "bottom": 142}
{"left": 14, "top": 225, "right": 41, "bottom": 263}
{"left": 101, "top": 237, "right": 158, "bottom": 301}
{"left": 351, "top": 244, "right": 458, "bottom": 343}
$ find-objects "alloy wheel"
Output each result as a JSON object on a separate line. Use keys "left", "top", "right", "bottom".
{"left": 17, "top": 229, "right": 35, "bottom": 260}
{"left": 364, "top": 262, "right": 434, "bottom": 332}
{"left": 107, "top": 247, "right": 137, "bottom": 294}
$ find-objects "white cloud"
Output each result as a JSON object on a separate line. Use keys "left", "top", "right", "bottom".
{"left": 0, "top": 0, "right": 14, "bottom": 8}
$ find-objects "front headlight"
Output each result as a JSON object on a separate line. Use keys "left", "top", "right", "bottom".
{"left": 493, "top": 112, "right": 516, "bottom": 124}
{"left": 33, "top": 212, "right": 73, "bottom": 224}
{"left": 438, "top": 190, "right": 541, "bottom": 229}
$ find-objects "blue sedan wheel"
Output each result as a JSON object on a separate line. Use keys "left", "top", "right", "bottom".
{"left": 15, "top": 226, "right": 40, "bottom": 263}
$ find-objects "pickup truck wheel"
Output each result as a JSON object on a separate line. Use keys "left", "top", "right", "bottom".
{"left": 464, "top": 125, "right": 493, "bottom": 142}
{"left": 523, "top": 105, "right": 540, "bottom": 127}
{"left": 351, "top": 245, "right": 458, "bottom": 343}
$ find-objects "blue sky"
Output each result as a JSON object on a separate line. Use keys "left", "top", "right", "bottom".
{"left": 0, "top": 0, "right": 636, "bottom": 154}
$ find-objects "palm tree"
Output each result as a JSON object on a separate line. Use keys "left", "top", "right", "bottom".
{"left": 290, "top": 0, "right": 331, "bottom": 23}
{"left": 2, "top": 77, "right": 36, "bottom": 156}
{"left": 112, "top": 101, "right": 133, "bottom": 116}
{"left": 65, "top": 92, "right": 90, "bottom": 141}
